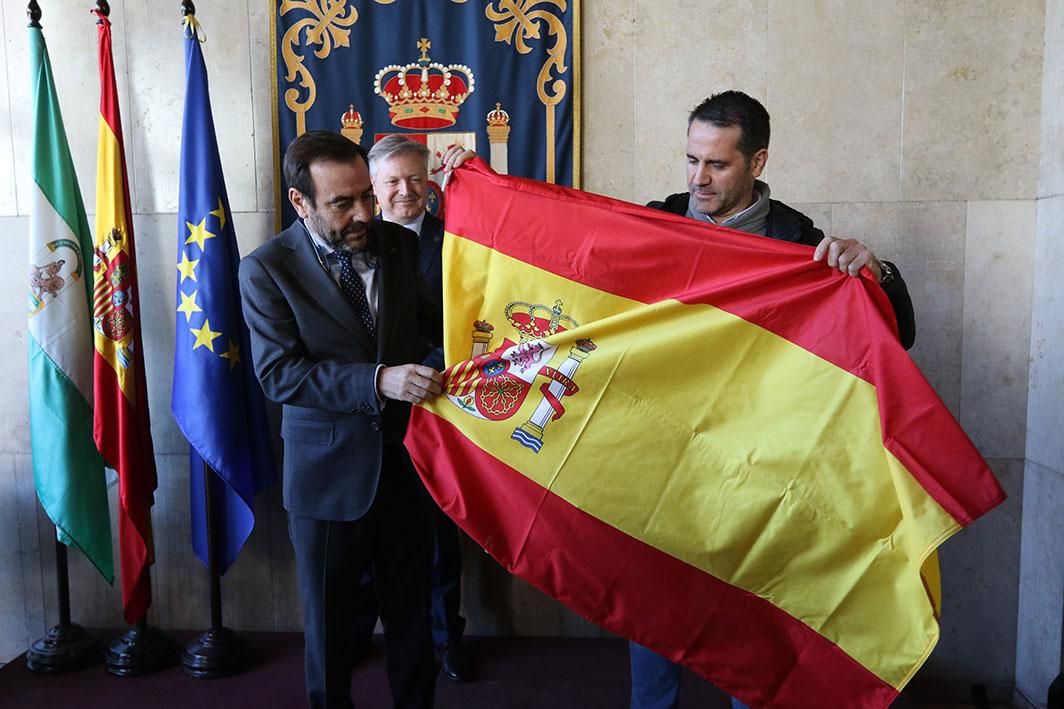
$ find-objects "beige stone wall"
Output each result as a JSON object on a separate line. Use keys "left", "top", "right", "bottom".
{"left": 0, "top": 0, "right": 1056, "bottom": 696}
{"left": 1017, "top": 0, "right": 1064, "bottom": 704}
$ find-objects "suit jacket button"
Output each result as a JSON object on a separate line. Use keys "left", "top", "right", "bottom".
{"left": 370, "top": 420, "right": 381, "bottom": 432}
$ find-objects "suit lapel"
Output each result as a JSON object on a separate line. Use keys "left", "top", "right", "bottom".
{"left": 374, "top": 224, "right": 401, "bottom": 361}
{"left": 419, "top": 214, "right": 443, "bottom": 278}
{"left": 281, "top": 225, "right": 377, "bottom": 356}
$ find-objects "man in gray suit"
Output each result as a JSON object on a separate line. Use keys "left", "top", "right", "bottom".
{"left": 239, "top": 131, "right": 442, "bottom": 708}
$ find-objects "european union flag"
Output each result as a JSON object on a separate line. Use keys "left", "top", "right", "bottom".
{"left": 172, "top": 14, "right": 276, "bottom": 573}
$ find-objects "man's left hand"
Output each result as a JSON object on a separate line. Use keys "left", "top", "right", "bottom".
{"left": 813, "top": 236, "right": 882, "bottom": 280}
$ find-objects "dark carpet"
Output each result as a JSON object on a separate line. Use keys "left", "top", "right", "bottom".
{"left": 0, "top": 632, "right": 730, "bottom": 708}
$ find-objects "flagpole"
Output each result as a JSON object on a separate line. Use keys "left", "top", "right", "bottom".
{"left": 26, "top": 536, "right": 103, "bottom": 673}
{"left": 88, "top": 0, "right": 179, "bottom": 673}
{"left": 23, "top": 0, "right": 103, "bottom": 676}
{"left": 182, "top": 461, "right": 252, "bottom": 678}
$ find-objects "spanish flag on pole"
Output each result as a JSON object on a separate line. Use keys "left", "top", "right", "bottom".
{"left": 405, "top": 159, "right": 1005, "bottom": 708}
{"left": 92, "top": 8, "right": 158, "bottom": 626}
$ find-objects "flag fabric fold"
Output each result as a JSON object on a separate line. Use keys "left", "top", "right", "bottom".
{"left": 172, "top": 14, "right": 276, "bottom": 573}
{"left": 92, "top": 10, "right": 158, "bottom": 625}
{"left": 405, "top": 159, "right": 1006, "bottom": 708}
{"left": 27, "top": 23, "right": 113, "bottom": 584}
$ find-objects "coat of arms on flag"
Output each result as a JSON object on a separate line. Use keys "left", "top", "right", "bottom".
{"left": 273, "top": 1, "right": 579, "bottom": 225}
{"left": 445, "top": 300, "right": 595, "bottom": 453}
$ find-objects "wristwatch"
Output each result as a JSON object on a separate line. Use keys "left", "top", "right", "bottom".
{"left": 878, "top": 260, "right": 896, "bottom": 287}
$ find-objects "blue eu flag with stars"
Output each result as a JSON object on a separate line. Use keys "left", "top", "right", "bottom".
{"left": 172, "top": 13, "right": 276, "bottom": 573}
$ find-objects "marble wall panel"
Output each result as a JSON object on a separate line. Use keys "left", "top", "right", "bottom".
{"left": 130, "top": 212, "right": 183, "bottom": 456}
{"left": 150, "top": 452, "right": 205, "bottom": 630}
{"left": 923, "top": 458, "right": 1022, "bottom": 684}
{"left": 901, "top": 0, "right": 1043, "bottom": 201}
{"left": 0, "top": 216, "right": 31, "bottom": 455}
{"left": 1040, "top": 0, "right": 1064, "bottom": 198}
{"left": 631, "top": 0, "right": 768, "bottom": 207}
{"left": 1027, "top": 195, "right": 1064, "bottom": 468}
{"left": 265, "top": 482, "right": 302, "bottom": 631}
{"left": 248, "top": 0, "right": 276, "bottom": 214}
{"left": 766, "top": 0, "right": 904, "bottom": 204}
{"left": 195, "top": 1, "right": 258, "bottom": 215}
{"left": 831, "top": 201, "right": 966, "bottom": 415}
{"left": 0, "top": 9, "right": 16, "bottom": 218}
{"left": 216, "top": 483, "right": 282, "bottom": 632}
{"left": 233, "top": 209, "right": 275, "bottom": 256}
{"left": 1015, "top": 459, "right": 1064, "bottom": 703}
{"left": 960, "top": 201, "right": 1036, "bottom": 459}
{"left": 788, "top": 203, "right": 832, "bottom": 236}
{"left": 580, "top": 0, "right": 636, "bottom": 202}
{"left": 2, "top": 0, "right": 119, "bottom": 218}
{"left": 124, "top": 1, "right": 256, "bottom": 215}
{"left": 0, "top": 455, "right": 41, "bottom": 663}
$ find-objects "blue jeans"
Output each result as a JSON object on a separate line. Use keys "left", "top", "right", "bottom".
{"left": 629, "top": 642, "right": 750, "bottom": 709}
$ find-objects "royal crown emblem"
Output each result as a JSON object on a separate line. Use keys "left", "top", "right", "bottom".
{"left": 506, "top": 299, "right": 578, "bottom": 342}
{"left": 339, "top": 104, "right": 364, "bottom": 144}
{"left": 373, "top": 38, "right": 474, "bottom": 130}
{"left": 486, "top": 102, "right": 511, "bottom": 143}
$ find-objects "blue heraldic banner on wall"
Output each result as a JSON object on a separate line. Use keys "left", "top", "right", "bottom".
{"left": 273, "top": 0, "right": 580, "bottom": 226}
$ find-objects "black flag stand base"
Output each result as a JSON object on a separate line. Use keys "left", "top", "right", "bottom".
{"left": 182, "top": 626, "right": 251, "bottom": 679}
{"left": 182, "top": 461, "right": 252, "bottom": 678}
{"left": 26, "top": 538, "right": 101, "bottom": 673}
{"left": 27, "top": 623, "right": 101, "bottom": 673}
{"left": 106, "top": 618, "right": 180, "bottom": 677}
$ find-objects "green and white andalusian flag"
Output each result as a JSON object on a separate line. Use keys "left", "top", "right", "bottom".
{"left": 28, "top": 24, "right": 112, "bottom": 583}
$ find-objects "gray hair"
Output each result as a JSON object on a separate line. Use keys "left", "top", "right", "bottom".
{"left": 367, "top": 135, "right": 430, "bottom": 177}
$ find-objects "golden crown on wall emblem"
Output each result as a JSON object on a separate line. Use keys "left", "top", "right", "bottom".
{"left": 373, "top": 37, "right": 475, "bottom": 130}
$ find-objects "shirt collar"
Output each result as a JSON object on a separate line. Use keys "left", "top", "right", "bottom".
{"left": 389, "top": 210, "right": 427, "bottom": 237}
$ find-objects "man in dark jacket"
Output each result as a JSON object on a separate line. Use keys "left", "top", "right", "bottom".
{"left": 367, "top": 135, "right": 472, "bottom": 682}
{"left": 239, "top": 131, "right": 442, "bottom": 708}
{"left": 630, "top": 90, "right": 916, "bottom": 709}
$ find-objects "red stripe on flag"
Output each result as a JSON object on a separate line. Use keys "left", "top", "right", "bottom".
{"left": 94, "top": 13, "right": 124, "bottom": 143}
{"left": 92, "top": 353, "right": 154, "bottom": 624}
{"left": 406, "top": 408, "right": 900, "bottom": 709}
{"left": 443, "top": 160, "right": 1004, "bottom": 526}
{"left": 93, "top": 11, "right": 157, "bottom": 625}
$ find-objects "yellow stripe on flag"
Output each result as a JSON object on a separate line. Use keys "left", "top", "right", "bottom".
{"left": 430, "top": 234, "right": 959, "bottom": 688}
{"left": 93, "top": 119, "right": 135, "bottom": 400}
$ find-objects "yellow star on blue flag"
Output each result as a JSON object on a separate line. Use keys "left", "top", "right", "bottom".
{"left": 172, "top": 12, "right": 275, "bottom": 575}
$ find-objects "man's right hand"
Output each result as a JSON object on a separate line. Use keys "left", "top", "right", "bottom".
{"left": 377, "top": 364, "right": 443, "bottom": 404}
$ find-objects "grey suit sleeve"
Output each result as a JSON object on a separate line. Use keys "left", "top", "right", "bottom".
{"left": 239, "top": 254, "right": 382, "bottom": 415}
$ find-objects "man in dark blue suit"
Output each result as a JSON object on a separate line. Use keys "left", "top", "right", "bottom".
{"left": 239, "top": 131, "right": 443, "bottom": 708}
{"left": 365, "top": 135, "right": 472, "bottom": 682}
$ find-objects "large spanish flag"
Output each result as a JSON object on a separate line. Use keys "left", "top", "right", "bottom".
{"left": 405, "top": 159, "right": 1005, "bottom": 708}
{"left": 92, "top": 9, "right": 158, "bottom": 625}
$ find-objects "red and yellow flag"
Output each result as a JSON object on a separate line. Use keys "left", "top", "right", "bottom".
{"left": 92, "top": 9, "right": 157, "bottom": 625}
{"left": 406, "top": 159, "right": 1005, "bottom": 708}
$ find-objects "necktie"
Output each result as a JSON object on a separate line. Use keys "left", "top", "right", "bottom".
{"left": 326, "top": 250, "right": 377, "bottom": 343}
